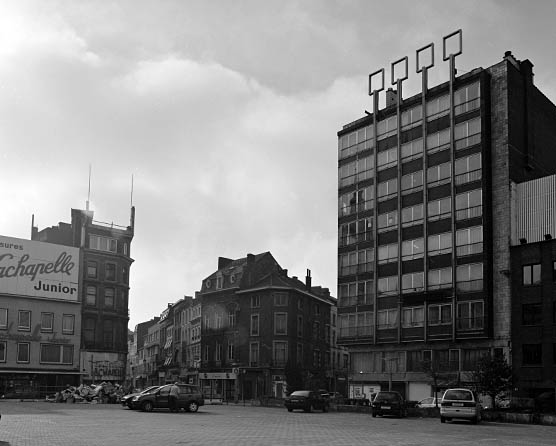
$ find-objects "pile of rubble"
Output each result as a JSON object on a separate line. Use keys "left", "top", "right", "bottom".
{"left": 46, "top": 382, "right": 125, "bottom": 404}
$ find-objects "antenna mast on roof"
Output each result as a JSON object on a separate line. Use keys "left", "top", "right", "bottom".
{"left": 130, "top": 174, "right": 134, "bottom": 207}
{"left": 86, "top": 164, "right": 92, "bottom": 211}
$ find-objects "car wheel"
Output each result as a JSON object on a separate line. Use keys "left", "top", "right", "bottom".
{"left": 142, "top": 401, "right": 153, "bottom": 412}
{"left": 372, "top": 412, "right": 377, "bottom": 418}
{"left": 187, "top": 401, "right": 199, "bottom": 413}
{"left": 440, "top": 417, "right": 446, "bottom": 423}
{"left": 287, "top": 408, "right": 293, "bottom": 412}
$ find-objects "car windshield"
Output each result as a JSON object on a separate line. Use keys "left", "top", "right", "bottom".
{"left": 142, "top": 386, "right": 158, "bottom": 394}
{"left": 444, "top": 390, "right": 473, "bottom": 401}
{"left": 290, "top": 391, "right": 310, "bottom": 397}
{"left": 375, "top": 392, "right": 398, "bottom": 402}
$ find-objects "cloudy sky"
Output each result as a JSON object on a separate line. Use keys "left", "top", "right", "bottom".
{"left": 1, "top": 0, "right": 555, "bottom": 328}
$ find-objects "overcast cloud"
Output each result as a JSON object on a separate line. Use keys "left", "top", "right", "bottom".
{"left": 1, "top": 0, "right": 555, "bottom": 328}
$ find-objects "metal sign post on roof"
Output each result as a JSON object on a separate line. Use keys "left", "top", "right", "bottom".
{"left": 443, "top": 29, "right": 463, "bottom": 84}
{"left": 416, "top": 42, "right": 435, "bottom": 95}
{"left": 391, "top": 56, "right": 408, "bottom": 101}
{"left": 368, "top": 68, "right": 385, "bottom": 117}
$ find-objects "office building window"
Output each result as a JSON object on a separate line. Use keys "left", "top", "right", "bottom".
{"left": 18, "top": 310, "right": 31, "bottom": 331}
{"left": 339, "top": 161, "right": 357, "bottom": 188}
{"left": 401, "top": 203, "right": 423, "bottom": 227}
{"left": 339, "top": 221, "right": 358, "bottom": 246}
{"left": 250, "top": 314, "right": 259, "bottom": 336}
{"left": 17, "top": 343, "right": 30, "bottom": 363}
{"left": 401, "top": 238, "right": 424, "bottom": 261}
{"left": 357, "top": 280, "right": 374, "bottom": 305}
{"left": 378, "top": 275, "right": 398, "bottom": 296}
{"left": 522, "top": 344, "right": 542, "bottom": 365}
{"left": 274, "top": 313, "right": 287, "bottom": 335}
{"left": 428, "top": 232, "right": 452, "bottom": 256}
{"left": 457, "top": 301, "right": 484, "bottom": 330}
{"left": 426, "top": 128, "right": 450, "bottom": 154}
{"left": 522, "top": 304, "right": 543, "bottom": 325}
{"left": 89, "top": 235, "right": 117, "bottom": 253}
{"left": 377, "top": 210, "right": 398, "bottom": 233}
{"left": 0, "top": 308, "right": 7, "bottom": 329}
{"left": 428, "top": 267, "right": 452, "bottom": 290}
{"left": 358, "top": 218, "right": 373, "bottom": 243}
{"left": 338, "top": 282, "right": 357, "bottom": 307}
{"left": 377, "top": 147, "right": 398, "bottom": 170}
{"left": 456, "top": 263, "right": 483, "bottom": 292}
{"left": 401, "top": 105, "right": 422, "bottom": 129}
{"left": 456, "top": 226, "right": 483, "bottom": 256}
{"left": 358, "top": 249, "right": 374, "bottom": 274}
{"left": 40, "top": 344, "right": 73, "bottom": 364}
{"left": 426, "top": 94, "right": 449, "bottom": 121}
{"left": 378, "top": 243, "right": 398, "bottom": 265}
{"left": 41, "top": 312, "right": 54, "bottom": 332}
{"left": 62, "top": 314, "right": 75, "bottom": 335}
{"left": 401, "top": 272, "right": 424, "bottom": 293}
{"left": 87, "top": 261, "right": 97, "bottom": 278}
{"left": 428, "top": 196, "right": 451, "bottom": 221}
{"left": 523, "top": 263, "right": 541, "bottom": 286}
{"left": 86, "top": 286, "right": 96, "bottom": 306}
{"left": 105, "top": 263, "right": 116, "bottom": 281}
{"left": 454, "top": 82, "right": 480, "bottom": 115}
{"left": 401, "top": 138, "right": 423, "bottom": 161}
{"left": 455, "top": 153, "right": 482, "bottom": 185}
{"left": 357, "top": 156, "right": 374, "bottom": 182}
{"left": 428, "top": 304, "right": 452, "bottom": 325}
{"left": 338, "top": 251, "right": 357, "bottom": 276}
{"left": 377, "top": 309, "right": 398, "bottom": 329}
{"left": 455, "top": 117, "right": 481, "bottom": 150}
{"left": 377, "top": 178, "right": 398, "bottom": 201}
{"left": 427, "top": 162, "right": 451, "bottom": 187}
{"left": 402, "top": 306, "right": 424, "bottom": 328}
{"left": 456, "top": 189, "right": 482, "bottom": 220}
{"left": 377, "top": 115, "right": 397, "bottom": 140}
{"left": 401, "top": 171, "right": 423, "bottom": 195}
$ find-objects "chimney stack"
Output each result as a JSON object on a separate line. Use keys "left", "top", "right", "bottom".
{"left": 386, "top": 88, "right": 397, "bottom": 107}
{"left": 305, "top": 269, "right": 312, "bottom": 290}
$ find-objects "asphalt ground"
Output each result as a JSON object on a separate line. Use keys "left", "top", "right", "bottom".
{"left": 0, "top": 400, "right": 554, "bottom": 446}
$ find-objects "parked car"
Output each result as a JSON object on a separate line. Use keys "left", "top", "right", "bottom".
{"left": 371, "top": 391, "right": 407, "bottom": 418}
{"left": 121, "top": 386, "right": 160, "bottom": 408}
{"left": 130, "top": 383, "right": 204, "bottom": 412}
{"left": 440, "top": 388, "right": 482, "bottom": 424}
{"left": 284, "top": 390, "right": 329, "bottom": 412}
{"left": 417, "top": 397, "right": 440, "bottom": 408}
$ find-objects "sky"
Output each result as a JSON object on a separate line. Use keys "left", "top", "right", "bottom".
{"left": 1, "top": 0, "right": 556, "bottom": 329}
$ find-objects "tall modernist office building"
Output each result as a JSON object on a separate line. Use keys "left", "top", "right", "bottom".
{"left": 337, "top": 43, "right": 556, "bottom": 402}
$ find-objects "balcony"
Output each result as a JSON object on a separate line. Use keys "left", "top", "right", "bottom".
{"left": 456, "top": 242, "right": 483, "bottom": 257}
{"left": 456, "top": 279, "right": 483, "bottom": 293}
{"left": 457, "top": 316, "right": 485, "bottom": 331}
{"left": 338, "top": 325, "right": 374, "bottom": 340}
{"left": 455, "top": 168, "right": 482, "bottom": 186}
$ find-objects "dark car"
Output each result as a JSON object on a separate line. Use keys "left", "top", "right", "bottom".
{"left": 284, "top": 390, "right": 329, "bottom": 412}
{"left": 130, "top": 383, "right": 204, "bottom": 412}
{"left": 121, "top": 386, "right": 160, "bottom": 408}
{"left": 372, "top": 391, "right": 407, "bottom": 418}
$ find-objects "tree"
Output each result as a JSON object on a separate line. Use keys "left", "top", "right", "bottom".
{"left": 473, "top": 354, "right": 513, "bottom": 410}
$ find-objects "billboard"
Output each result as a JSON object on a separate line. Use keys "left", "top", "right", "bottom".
{"left": 0, "top": 235, "right": 79, "bottom": 301}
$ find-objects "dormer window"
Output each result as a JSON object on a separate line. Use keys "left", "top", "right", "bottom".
{"left": 216, "top": 274, "right": 223, "bottom": 289}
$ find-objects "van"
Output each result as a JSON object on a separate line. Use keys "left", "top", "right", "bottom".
{"left": 440, "top": 388, "right": 482, "bottom": 424}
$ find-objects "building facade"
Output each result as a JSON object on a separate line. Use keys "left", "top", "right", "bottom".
{"left": 197, "top": 252, "right": 338, "bottom": 401}
{"left": 33, "top": 207, "right": 135, "bottom": 384}
{"left": 337, "top": 48, "right": 556, "bottom": 402}
{"left": 0, "top": 235, "right": 82, "bottom": 397}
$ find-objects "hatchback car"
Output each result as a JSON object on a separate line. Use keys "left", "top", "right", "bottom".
{"left": 284, "top": 390, "right": 329, "bottom": 412}
{"left": 130, "top": 383, "right": 204, "bottom": 412}
{"left": 440, "top": 388, "right": 482, "bottom": 424}
{"left": 417, "top": 396, "right": 440, "bottom": 408}
{"left": 371, "top": 391, "right": 407, "bottom": 418}
{"left": 121, "top": 386, "right": 160, "bottom": 408}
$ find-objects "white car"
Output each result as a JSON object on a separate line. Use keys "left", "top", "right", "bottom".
{"left": 440, "top": 388, "right": 482, "bottom": 424}
{"left": 417, "top": 397, "right": 440, "bottom": 408}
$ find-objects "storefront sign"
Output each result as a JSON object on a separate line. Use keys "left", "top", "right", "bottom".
{"left": 0, "top": 235, "right": 79, "bottom": 301}
{"left": 200, "top": 372, "right": 237, "bottom": 380}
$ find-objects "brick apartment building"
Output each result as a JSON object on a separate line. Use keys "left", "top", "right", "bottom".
{"left": 337, "top": 43, "right": 556, "bottom": 403}
{"left": 33, "top": 207, "right": 135, "bottom": 384}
